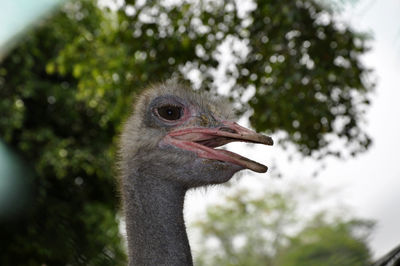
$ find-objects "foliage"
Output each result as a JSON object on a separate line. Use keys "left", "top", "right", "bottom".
{"left": 277, "top": 216, "right": 374, "bottom": 266}
{"left": 0, "top": 0, "right": 373, "bottom": 264}
{"left": 0, "top": 1, "right": 127, "bottom": 265}
{"left": 193, "top": 187, "right": 374, "bottom": 266}
{"left": 240, "top": 1, "right": 372, "bottom": 157}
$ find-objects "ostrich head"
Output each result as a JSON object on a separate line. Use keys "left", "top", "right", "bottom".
{"left": 120, "top": 81, "right": 273, "bottom": 188}
{"left": 119, "top": 81, "right": 273, "bottom": 265}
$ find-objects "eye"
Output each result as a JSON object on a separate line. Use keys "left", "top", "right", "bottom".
{"left": 156, "top": 105, "right": 183, "bottom": 121}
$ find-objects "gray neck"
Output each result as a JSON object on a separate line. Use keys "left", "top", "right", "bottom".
{"left": 123, "top": 170, "right": 192, "bottom": 266}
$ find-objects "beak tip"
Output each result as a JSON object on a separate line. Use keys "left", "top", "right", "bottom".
{"left": 261, "top": 135, "right": 274, "bottom": 146}
{"left": 253, "top": 164, "right": 268, "bottom": 173}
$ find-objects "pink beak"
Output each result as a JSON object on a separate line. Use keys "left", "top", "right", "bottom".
{"left": 162, "top": 121, "right": 273, "bottom": 173}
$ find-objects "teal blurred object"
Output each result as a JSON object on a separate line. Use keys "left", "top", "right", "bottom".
{"left": 0, "top": 141, "right": 31, "bottom": 219}
{"left": 0, "top": 0, "right": 64, "bottom": 60}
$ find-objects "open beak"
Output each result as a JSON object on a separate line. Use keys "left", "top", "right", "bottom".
{"left": 162, "top": 121, "right": 273, "bottom": 173}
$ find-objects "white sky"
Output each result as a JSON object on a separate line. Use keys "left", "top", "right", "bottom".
{"left": 186, "top": 0, "right": 400, "bottom": 260}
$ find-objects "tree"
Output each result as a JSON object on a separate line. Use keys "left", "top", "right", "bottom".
{"left": 0, "top": 1, "right": 127, "bottom": 265}
{"left": 277, "top": 218, "right": 373, "bottom": 266}
{"left": 0, "top": 0, "right": 373, "bottom": 263}
{"left": 193, "top": 187, "right": 374, "bottom": 266}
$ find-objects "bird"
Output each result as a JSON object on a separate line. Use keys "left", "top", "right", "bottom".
{"left": 118, "top": 80, "right": 273, "bottom": 266}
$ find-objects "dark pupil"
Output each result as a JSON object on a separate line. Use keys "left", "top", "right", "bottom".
{"left": 157, "top": 105, "right": 182, "bottom": 120}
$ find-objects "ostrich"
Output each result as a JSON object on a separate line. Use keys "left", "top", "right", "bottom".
{"left": 119, "top": 81, "right": 273, "bottom": 265}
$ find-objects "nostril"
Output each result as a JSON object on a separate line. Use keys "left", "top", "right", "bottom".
{"left": 219, "top": 127, "right": 237, "bottom": 134}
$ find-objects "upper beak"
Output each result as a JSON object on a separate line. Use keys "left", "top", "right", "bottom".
{"left": 164, "top": 121, "right": 273, "bottom": 173}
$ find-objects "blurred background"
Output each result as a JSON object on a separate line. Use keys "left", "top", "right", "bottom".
{"left": 0, "top": 0, "right": 398, "bottom": 265}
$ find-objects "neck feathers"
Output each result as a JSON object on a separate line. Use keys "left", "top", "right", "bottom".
{"left": 122, "top": 170, "right": 193, "bottom": 266}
